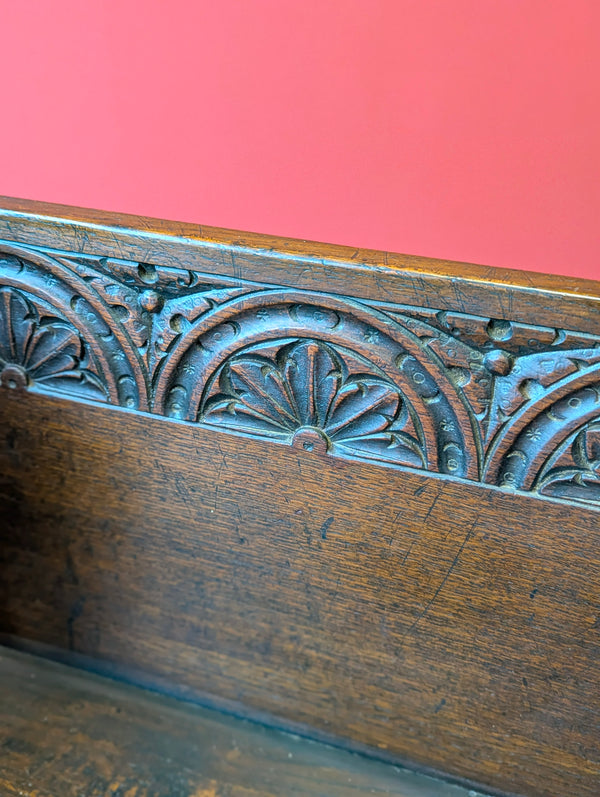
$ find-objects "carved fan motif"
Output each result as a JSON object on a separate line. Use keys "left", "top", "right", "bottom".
{"left": 202, "top": 339, "right": 425, "bottom": 467}
{"left": 0, "top": 287, "right": 106, "bottom": 399}
{"left": 2, "top": 242, "right": 600, "bottom": 508}
{"left": 534, "top": 421, "right": 600, "bottom": 505}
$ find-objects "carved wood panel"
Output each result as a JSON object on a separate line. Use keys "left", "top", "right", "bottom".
{"left": 2, "top": 241, "right": 600, "bottom": 507}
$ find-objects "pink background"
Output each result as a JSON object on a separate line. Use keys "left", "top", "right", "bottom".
{"left": 1, "top": 1, "right": 598, "bottom": 279}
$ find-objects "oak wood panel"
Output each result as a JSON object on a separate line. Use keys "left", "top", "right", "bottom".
{"left": 1, "top": 198, "right": 600, "bottom": 797}
{"left": 1, "top": 196, "right": 600, "bottom": 335}
{"left": 0, "top": 647, "right": 481, "bottom": 797}
{"left": 1, "top": 388, "right": 599, "bottom": 797}
{"left": 1, "top": 217, "right": 600, "bottom": 506}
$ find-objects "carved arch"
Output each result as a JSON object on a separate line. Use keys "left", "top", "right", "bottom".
{"left": 0, "top": 244, "right": 147, "bottom": 408}
{"left": 495, "top": 381, "right": 600, "bottom": 493}
{"left": 2, "top": 239, "right": 600, "bottom": 507}
{"left": 152, "top": 291, "right": 480, "bottom": 477}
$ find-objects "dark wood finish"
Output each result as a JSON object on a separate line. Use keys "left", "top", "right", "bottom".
{"left": 0, "top": 198, "right": 599, "bottom": 797}
{"left": 1, "top": 389, "right": 599, "bottom": 797}
{"left": 1, "top": 201, "right": 600, "bottom": 504}
{"left": 1, "top": 195, "right": 600, "bottom": 335}
{"left": 0, "top": 647, "right": 479, "bottom": 797}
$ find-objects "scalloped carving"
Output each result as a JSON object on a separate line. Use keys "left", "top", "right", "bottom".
{"left": 2, "top": 241, "right": 600, "bottom": 508}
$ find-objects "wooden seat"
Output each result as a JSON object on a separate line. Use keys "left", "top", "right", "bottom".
{"left": 0, "top": 647, "right": 482, "bottom": 797}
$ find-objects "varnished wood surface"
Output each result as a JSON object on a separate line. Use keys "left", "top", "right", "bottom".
{"left": 2, "top": 201, "right": 600, "bottom": 505}
{"left": 1, "top": 195, "right": 600, "bottom": 334}
{"left": 1, "top": 198, "right": 600, "bottom": 797}
{"left": 1, "top": 389, "right": 599, "bottom": 797}
{"left": 0, "top": 646, "right": 484, "bottom": 797}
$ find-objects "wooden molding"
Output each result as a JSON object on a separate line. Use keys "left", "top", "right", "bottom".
{"left": 1, "top": 199, "right": 600, "bottom": 507}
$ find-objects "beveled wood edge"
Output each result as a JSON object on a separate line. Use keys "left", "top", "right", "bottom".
{"left": 1, "top": 195, "right": 599, "bottom": 334}
{"left": 14, "top": 388, "right": 600, "bottom": 517}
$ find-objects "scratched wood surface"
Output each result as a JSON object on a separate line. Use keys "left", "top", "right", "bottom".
{"left": 1, "top": 389, "right": 599, "bottom": 797}
{"left": 1, "top": 195, "right": 600, "bottom": 334}
{"left": 0, "top": 647, "right": 484, "bottom": 797}
{"left": 1, "top": 198, "right": 600, "bottom": 797}
{"left": 2, "top": 199, "right": 600, "bottom": 506}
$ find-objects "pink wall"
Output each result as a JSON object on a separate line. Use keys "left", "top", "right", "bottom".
{"left": 2, "top": 1, "right": 598, "bottom": 279}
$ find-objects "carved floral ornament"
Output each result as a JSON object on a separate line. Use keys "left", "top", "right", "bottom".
{"left": 201, "top": 338, "right": 425, "bottom": 467}
{"left": 1, "top": 243, "right": 600, "bottom": 508}
{"left": 0, "top": 287, "right": 105, "bottom": 399}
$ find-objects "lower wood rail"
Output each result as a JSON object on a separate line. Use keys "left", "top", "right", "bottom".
{"left": 0, "top": 198, "right": 599, "bottom": 797}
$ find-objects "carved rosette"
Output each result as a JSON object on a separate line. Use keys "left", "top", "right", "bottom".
{"left": 0, "top": 245, "right": 145, "bottom": 408}
{"left": 532, "top": 420, "right": 600, "bottom": 504}
{"left": 2, "top": 240, "right": 600, "bottom": 508}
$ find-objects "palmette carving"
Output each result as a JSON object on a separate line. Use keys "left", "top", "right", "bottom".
{"left": 0, "top": 287, "right": 106, "bottom": 399}
{"left": 0, "top": 245, "right": 145, "bottom": 408}
{"left": 533, "top": 420, "right": 600, "bottom": 504}
{"left": 1, "top": 241, "right": 600, "bottom": 507}
{"left": 201, "top": 339, "right": 426, "bottom": 468}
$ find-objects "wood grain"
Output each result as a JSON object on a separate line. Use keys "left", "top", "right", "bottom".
{"left": 1, "top": 388, "right": 599, "bottom": 797}
{"left": 1, "top": 198, "right": 599, "bottom": 797}
{"left": 2, "top": 212, "right": 600, "bottom": 506}
{"left": 0, "top": 647, "right": 481, "bottom": 797}
{"left": 1, "top": 195, "right": 600, "bottom": 334}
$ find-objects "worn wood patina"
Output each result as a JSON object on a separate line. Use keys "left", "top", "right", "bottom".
{"left": 0, "top": 198, "right": 599, "bottom": 796}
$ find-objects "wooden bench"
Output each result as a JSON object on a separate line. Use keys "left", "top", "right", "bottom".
{"left": 1, "top": 198, "right": 599, "bottom": 796}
